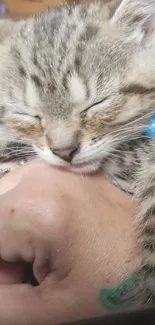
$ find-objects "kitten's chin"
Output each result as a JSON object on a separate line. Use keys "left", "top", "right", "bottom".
{"left": 67, "top": 161, "right": 101, "bottom": 174}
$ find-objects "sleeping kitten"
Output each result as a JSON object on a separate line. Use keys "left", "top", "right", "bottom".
{"left": 1, "top": 0, "right": 155, "bottom": 303}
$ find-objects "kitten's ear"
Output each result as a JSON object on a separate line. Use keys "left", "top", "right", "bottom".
{"left": 111, "top": 0, "right": 155, "bottom": 44}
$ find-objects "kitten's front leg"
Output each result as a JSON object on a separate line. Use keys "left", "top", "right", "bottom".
{"left": 134, "top": 141, "right": 155, "bottom": 303}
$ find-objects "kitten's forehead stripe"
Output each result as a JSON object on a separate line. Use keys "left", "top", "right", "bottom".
{"left": 32, "top": 53, "right": 46, "bottom": 78}
{"left": 19, "top": 66, "right": 27, "bottom": 78}
{"left": 74, "top": 57, "right": 81, "bottom": 71}
{"left": 80, "top": 24, "right": 99, "bottom": 42}
{"left": 79, "top": 6, "right": 88, "bottom": 19}
{"left": 0, "top": 105, "right": 5, "bottom": 123}
{"left": 62, "top": 68, "right": 72, "bottom": 91}
{"left": 12, "top": 48, "right": 21, "bottom": 60}
{"left": 30, "top": 74, "right": 42, "bottom": 88}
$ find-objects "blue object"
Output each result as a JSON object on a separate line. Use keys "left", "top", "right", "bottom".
{"left": 0, "top": 2, "right": 7, "bottom": 15}
{"left": 144, "top": 116, "right": 155, "bottom": 138}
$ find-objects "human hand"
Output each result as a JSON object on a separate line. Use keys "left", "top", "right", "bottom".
{"left": 0, "top": 159, "right": 140, "bottom": 325}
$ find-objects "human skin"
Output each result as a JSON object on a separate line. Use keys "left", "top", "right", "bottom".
{"left": 0, "top": 159, "right": 141, "bottom": 325}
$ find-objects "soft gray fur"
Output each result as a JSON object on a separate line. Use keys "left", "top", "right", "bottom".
{"left": 1, "top": 0, "right": 155, "bottom": 303}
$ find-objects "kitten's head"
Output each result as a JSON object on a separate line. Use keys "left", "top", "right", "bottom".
{"left": 1, "top": 0, "right": 155, "bottom": 172}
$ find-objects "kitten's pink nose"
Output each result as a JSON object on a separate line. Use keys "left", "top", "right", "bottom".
{"left": 52, "top": 145, "right": 79, "bottom": 162}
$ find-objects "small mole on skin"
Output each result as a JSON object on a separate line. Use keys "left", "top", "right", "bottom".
{"left": 10, "top": 208, "right": 15, "bottom": 214}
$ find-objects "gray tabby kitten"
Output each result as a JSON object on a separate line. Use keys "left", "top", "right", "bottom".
{"left": 0, "top": 0, "right": 155, "bottom": 303}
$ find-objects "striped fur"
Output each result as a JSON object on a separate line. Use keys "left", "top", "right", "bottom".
{"left": 1, "top": 0, "right": 155, "bottom": 304}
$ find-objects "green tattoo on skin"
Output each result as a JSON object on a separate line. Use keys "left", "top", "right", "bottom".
{"left": 99, "top": 276, "right": 139, "bottom": 312}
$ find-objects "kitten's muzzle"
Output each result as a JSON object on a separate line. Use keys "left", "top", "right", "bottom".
{"left": 52, "top": 145, "right": 79, "bottom": 163}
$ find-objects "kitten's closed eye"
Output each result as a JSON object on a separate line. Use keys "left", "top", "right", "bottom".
{"left": 10, "top": 112, "right": 44, "bottom": 139}
{"left": 14, "top": 112, "right": 41, "bottom": 122}
{"left": 83, "top": 97, "right": 110, "bottom": 113}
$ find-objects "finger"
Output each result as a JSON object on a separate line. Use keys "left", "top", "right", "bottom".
{"left": 0, "top": 283, "right": 81, "bottom": 325}
{"left": 0, "top": 159, "right": 53, "bottom": 282}
{"left": 0, "top": 223, "right": 51, "bottom": 284}
{"left": 0, "top": 260, "right": 24, "bottom": 284}
{"left": 0, "top": 284, "right": 45, "bottom": 325}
